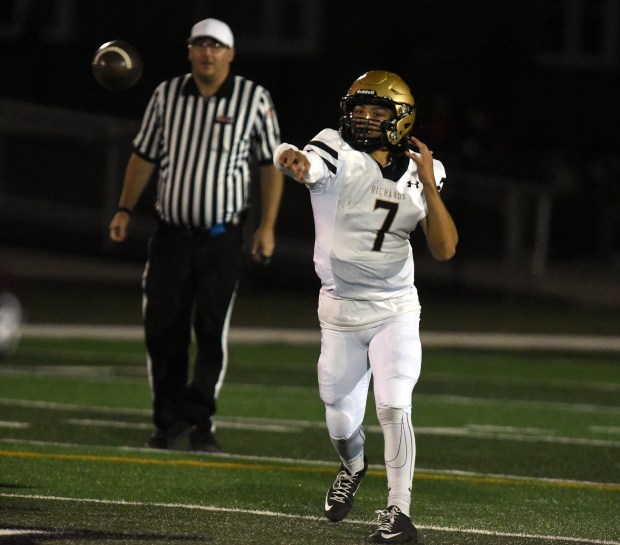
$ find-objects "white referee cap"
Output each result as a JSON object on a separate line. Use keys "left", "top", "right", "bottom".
{"left": 189, "top": 18, "right": 234, "bottom": 48}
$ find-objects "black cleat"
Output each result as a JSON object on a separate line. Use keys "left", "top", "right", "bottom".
{"left": 324, "top": 456, "right": 368, "bottom": 522}
{"left": 368, "top": 505, "right": 418, "bottom": 543}
{"left": 145, "top": 420, "right": 192, "bottom": 449}
{"left": 189, "top": 426, "right": 222, "bottom": 453}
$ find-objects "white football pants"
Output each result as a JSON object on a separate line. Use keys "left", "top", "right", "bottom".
{"left": 318, "top": 311, "right": 422, "bottom": 440}
{"left": 319, "top": 311, "right": 421, "bottom": 514}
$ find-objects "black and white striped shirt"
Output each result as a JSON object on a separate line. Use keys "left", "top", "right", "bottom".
{"left": 133, "top": 73, "right": 281, "bottom": 229}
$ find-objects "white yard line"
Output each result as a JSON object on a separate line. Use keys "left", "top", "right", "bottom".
{"left": 64, "top": 418, "right": 298, "bottom": 434}
{"left": 0, "top": 421, "right": 29, "bottom": 429}
{"left": 0, "top": 397, "right": 150, "bottom": 415}
{"left": 0, "top": 493, "right": 617, "bottom": 545}
{"left": 19, "top": 324, "right": 620, "bottom": 351}
{"left": 0, "top": 529, "right": 50, "bottom": 536}
{"left": 2, "top": 437, "right": 619, "bottom": 491}
{"left": 5, "top": 362, "right": 620, "bottom": 396}
{"left": 407, "top": 426, "right": 620, "bottom": 448}
{"left": 417, "top": 393, "right": 620, "bottom": 415}
{"left": 2, "top": 396, "right": 619, "bottom": 447}
{"left": 4, "top": 388, "right": 618, "bottom": 417}
{"left": 57, "top": 416, "right": 620, "bottom": 448}
{"left": 590, "top": 426, "right": 620, "bottom": 434}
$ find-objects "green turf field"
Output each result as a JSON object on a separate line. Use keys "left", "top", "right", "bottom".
{"left": 1, "top": 336, "right": 619, "bottom": 544}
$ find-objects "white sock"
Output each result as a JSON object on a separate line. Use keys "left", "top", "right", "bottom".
{"left": 377, "top": 407, "right": 416, "bottom": 517}
{"left": 345, "top": 450, "right": 366, "bottom": 474}
{"left": 330, "top": 425, "right": 366, "bottom": 474}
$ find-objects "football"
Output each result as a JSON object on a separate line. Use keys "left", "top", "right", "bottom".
{"left": 92, "top": 40, "right": 143, "bottom": 91}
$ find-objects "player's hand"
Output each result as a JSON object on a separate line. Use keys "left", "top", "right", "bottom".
{"left": 278, "top": 149, "right": 310, "bottom": 183}
{"left": 405, "top": 136, "right": 436, "bottom": 189}
{"left": 109, "top": 211, "right": 130, "bottom": 243}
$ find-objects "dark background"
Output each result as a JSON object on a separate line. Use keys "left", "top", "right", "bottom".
{"left": 0, "top": 0, "right": 619, "bottom": 313}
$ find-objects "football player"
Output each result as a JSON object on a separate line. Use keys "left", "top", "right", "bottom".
{"left": 274, "top": 71, "right": 458, "bottom": 543}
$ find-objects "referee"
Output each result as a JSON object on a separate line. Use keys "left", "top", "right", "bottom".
{"left": 109, "top": 18, "right": 284, "bottom": 452}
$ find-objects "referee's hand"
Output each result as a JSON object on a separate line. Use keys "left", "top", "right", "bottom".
{"left": 251, "top": 227, "right": 275, "bottom": 265}
{"left": 109, "top": 212, "right": 130, "bottom": 243}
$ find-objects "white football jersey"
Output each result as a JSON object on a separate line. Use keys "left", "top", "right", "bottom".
{"left": 278, "top": 128, "right": 447, "bottom": 329}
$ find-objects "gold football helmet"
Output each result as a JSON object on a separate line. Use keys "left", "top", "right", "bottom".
{"left": 340, "top": 70, "right": 416, "bottom": 151}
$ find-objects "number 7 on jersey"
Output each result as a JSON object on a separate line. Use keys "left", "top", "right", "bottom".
{"left": 372, "top": 199, "right": 398, "bottom": 252}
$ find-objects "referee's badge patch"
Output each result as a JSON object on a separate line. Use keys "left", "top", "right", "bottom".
{"left": 216, "top": 114, "right": 234, "bottom": 124}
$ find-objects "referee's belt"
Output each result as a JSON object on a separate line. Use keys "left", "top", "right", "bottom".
{"left": 158, "top": 218, "right": 241, "bottom": 238}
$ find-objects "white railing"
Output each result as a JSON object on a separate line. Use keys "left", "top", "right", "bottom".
{"left": 0, "top": 99, "right": 155, "bottom": 247}
{"left": 0, "top": 100, "right": 555, "bottom": 277}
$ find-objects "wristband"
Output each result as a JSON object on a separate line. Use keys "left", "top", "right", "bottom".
{"left": 117, "top": 207, "right": 132, "bottom": 216}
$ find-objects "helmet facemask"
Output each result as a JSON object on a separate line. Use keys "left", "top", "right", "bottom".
{"left": 340, "top": 96, "right": 396, "bottom": 152}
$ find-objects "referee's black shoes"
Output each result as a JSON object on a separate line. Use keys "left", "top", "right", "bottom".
{"left": 145, "top": 420, "right": 192, "bottom": 449}
{"left": 189, "top": 425, "right": 222, "bottom": 453}
{"left": 324, "top": 455, "right": 368, "bottom": 522}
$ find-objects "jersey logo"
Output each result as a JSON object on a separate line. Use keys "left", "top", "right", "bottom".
{"left": 216, "top": 114, "right": 234, "bottom": 124}
{"left": 406, "top": 181, "right": 420, "bottom": 188}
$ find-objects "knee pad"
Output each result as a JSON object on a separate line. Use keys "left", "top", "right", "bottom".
{"left": 325, "top": 401, "right": 356, "bottom": 440}
{"left": 377, "top": 407, "right": 409, "bottom": 424}
{"left": 325, "top": 393, "right": 366, "bottom": 439}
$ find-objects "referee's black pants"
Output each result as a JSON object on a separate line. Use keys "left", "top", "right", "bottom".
{"left": 143, "top": 219, "right": 243, "bottom": 434}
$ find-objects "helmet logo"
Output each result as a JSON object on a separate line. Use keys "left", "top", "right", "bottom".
{"left": 355, "top": 89, "right": 376, "bottom": 95}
